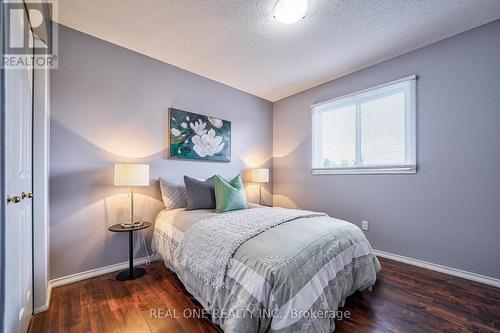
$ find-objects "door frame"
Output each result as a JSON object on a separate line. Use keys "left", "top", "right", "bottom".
{"left": 28, "top": 0, "right": 51, "bottom": 314}
{"left": 0, "top": 0, "right": 6, "bottom": 329}
{"left": 32, "top": 46, "right": 50, "bottom": 314}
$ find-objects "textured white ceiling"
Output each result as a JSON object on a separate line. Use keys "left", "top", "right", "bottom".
{"left": 55, "top": 0, "right": 500, "bottom": 101}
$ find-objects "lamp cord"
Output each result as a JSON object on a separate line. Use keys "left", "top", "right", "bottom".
{"left": 141, "top": 228, "right": 151, "bottom": 265}
{"left": 131, "top": 190, "right": 150, "bottom": 265}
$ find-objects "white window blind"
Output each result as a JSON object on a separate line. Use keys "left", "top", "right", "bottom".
{"left": 312, "top": 75, "right": 416, "bottom": 174}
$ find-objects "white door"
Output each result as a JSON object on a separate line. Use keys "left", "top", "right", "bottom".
{"left": 4, "top": 7, "right": 34, "bottom": 333}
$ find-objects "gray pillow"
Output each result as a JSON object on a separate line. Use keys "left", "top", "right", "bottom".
{"left": 159, "top": 178, "right": 187, "bottom": 210}
{"left": 184, "top": 175, "right": 216, "bottom": 210}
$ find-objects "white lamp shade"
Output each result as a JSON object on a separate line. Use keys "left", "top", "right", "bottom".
{"left": 114, "top": 164, "right": 149, "bottom": 186}
{"left": 252, "top": 168, "right": 269, "bottom": 183}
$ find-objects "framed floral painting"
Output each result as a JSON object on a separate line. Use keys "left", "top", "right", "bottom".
{"left": 168, "top": 108, "right": 231, "bottom": 162}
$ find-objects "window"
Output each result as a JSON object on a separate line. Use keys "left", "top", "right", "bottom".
{"left": 312, "top": 75, "right": 416, "bottom": 174}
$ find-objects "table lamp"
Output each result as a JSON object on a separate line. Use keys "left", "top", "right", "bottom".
{"left": 252, "top": 168, "right": 269, "bottom": 205}
{"left": 114, "top": 163, "right": 149, "bottom": 228}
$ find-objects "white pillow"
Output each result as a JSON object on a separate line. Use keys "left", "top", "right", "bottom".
{"left": 159, "top": 177, "right": 187, "bottom": 210}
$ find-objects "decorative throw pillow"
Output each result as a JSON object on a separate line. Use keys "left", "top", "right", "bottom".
{"left": 215, "top": 175, "right": 248, "bottom": 212}
{"left": 159, "top": 178, "right": 187, "bottom": 210}
{"left": 184, "top": 175, "right": 216, "bottom": 210}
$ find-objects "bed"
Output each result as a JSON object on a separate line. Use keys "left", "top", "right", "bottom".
{"left": 151, "top": 204, "right": 380, "bottom": 332}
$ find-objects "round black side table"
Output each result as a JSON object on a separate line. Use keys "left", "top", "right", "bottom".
{"left": 108, "top": 222, "right": 152, "bottom": 281}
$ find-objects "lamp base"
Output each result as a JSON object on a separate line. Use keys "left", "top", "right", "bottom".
{"left": 116, "top": 267, "right": 145, "bottom": 281}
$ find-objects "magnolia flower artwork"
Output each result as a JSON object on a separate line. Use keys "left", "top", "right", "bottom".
{"left": 169, "top": 108, "right": 231, "bottom": 162}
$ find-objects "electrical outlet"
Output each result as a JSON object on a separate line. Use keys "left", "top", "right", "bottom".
{"left": 361, "top": 220, "right": 369, "bottom": 231}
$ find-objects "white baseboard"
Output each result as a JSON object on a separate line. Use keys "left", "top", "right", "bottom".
{"left": 50, "top": 254, "right": 161, "bottom": 288}
{"left": 39, "top": 250, "right": 499, "bottom": 315}
{"left": 374, "top": 249, "right": 500, "bottom": 288}
{"left": 33, "top": 282, "right": 52, "bottom": 314}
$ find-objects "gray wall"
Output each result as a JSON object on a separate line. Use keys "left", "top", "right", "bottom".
{"left": 50, "top": 25, "right": 273, "bottom": 279}
{"left": 273, "top": 20, "right": 500, "bottom": 279}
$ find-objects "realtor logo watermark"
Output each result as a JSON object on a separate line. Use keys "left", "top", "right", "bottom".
{"left": 150, "top": 307, "right": 352, "bottom": 321}
{"left": 2, "top": 0, "right": 58, "bottom": 69}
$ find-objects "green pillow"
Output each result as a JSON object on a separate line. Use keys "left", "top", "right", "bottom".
{"left": 215, "top": 175, "right": 248, "bottom": 212}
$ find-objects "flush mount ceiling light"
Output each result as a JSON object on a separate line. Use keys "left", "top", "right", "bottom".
{"left": 273, "top": 0, "right": 308, "bottom": 24}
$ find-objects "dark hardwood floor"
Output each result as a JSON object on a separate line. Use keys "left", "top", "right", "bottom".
{"left": 29, "top": 257, "right": 500, "bottom": 333}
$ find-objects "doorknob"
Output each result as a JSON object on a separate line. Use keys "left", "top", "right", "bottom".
{"left": 21, "top": 192, "right": 33, "bottom": 199}
{"left": 6, "top": 195, "right": 22, "bottom": 204}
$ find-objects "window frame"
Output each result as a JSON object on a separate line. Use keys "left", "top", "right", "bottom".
{"left": 311, "top": 75, "right": 417, "bottom": 175}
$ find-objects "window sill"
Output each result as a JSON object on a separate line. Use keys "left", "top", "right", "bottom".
{"left": 312, "top": 165, "right": 416, "bottom": 175}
